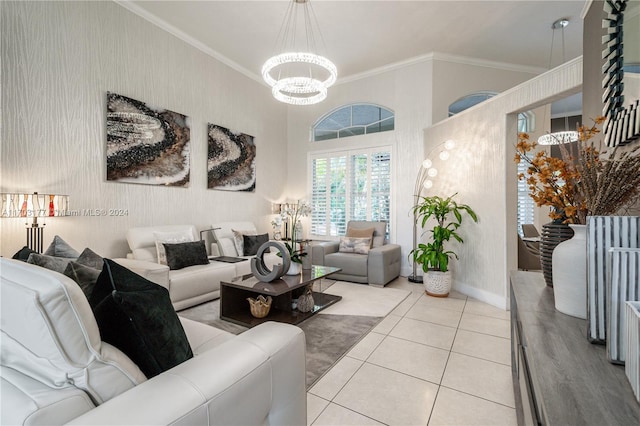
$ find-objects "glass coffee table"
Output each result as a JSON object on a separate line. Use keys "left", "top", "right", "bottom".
{"left": 220, "top": 265, "right": 341, "bottom": 327}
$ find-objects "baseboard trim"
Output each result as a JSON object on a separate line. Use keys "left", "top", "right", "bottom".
{"left": 453, "top": 281, "right": 508, "bottom": 311}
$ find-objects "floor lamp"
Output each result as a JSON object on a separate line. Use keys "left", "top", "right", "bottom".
{"left": 1, "top": 192, "right": 69, "bottom": 253}
{"left": 408, "top": 140, "right": 456, "bottom": 283}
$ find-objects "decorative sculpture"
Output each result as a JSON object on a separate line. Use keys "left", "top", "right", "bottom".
{"left": 251, "top": 241, "right": 291, "bottom": 282}
{"left": 297, "top": 285, "right": 315, "bottom": 313}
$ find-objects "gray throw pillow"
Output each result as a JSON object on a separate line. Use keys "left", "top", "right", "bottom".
{"left": 76, "top": 247, "right": 104, "bottom": 270}
{"left": 64, "top": 261, "right": 101, "bottom": 298}
{"left": 163, "top": 240, "right": 209, "bottom": 270}
{"left": 44, "top": 235, "right": 80, "bottom": 258}
{"left": 27, "top": 253, "right": 73, "bottom": 274}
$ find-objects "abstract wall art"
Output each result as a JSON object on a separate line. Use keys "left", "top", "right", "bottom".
{"left": 207, "top": 124, "right": 256, "bottom": 191}
{"left": 106, "top": 92, "right": 191, "bottom": 186}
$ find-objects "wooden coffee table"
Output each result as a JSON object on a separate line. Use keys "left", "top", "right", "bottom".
{"left": 220, "top": 265, "right": 341, "bottom": 327}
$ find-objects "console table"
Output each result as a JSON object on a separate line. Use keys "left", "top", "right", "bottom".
{"left": 510, "top": 271, "right": 640, "bottom": 425}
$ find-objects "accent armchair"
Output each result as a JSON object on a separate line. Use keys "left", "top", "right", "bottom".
{"left": 311, "top": 221, "right": 401, "bottom": 286}
{"left": 518, "top": 235, "right": 541, "bottom": 271}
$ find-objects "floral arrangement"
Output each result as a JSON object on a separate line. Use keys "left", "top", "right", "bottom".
{"left": 514, "top": 117, "right": 640, "bottom": 224}
{"left": 280, "top": 200, "right": 312, "bottom": 263}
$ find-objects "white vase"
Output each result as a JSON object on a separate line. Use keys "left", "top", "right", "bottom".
{"left": 286, "top": 261, "right": 301, "bottom": 275}
{"left": 423, "top": 270, "right": 451, "bottom": 297}
{"left": 552, "top": 224, "right": 587, "bottom": 319}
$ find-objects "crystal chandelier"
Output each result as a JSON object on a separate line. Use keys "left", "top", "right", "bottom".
{"left": 262, "top": 0, "right": 337, "bottom": 106}
{"left": 537, "top": 130, "right": 578, "bottom": 145}
{"left": 537, "top": 18, "right": 578, "bottom": 145}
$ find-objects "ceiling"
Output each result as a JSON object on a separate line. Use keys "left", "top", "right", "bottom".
{"left": 121, "top": 0, "right": 589, "bottom": 85}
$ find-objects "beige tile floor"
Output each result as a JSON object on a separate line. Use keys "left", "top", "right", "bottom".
{"left": 307, "top": 277, "right": 516, "bottom": 426}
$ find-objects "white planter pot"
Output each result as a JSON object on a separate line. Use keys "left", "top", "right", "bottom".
{"left": 286, "top": 261, "right": 302, "bottom": 275}
{"left": 552, "top": 224, "right": 587, "bottom": 319}
{"left": 424, "top": 270, "right": 451, "bottom": 297}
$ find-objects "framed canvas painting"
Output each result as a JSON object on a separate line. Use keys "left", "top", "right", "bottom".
{"left": 106, "top": 92, "right": 191, "bottom": 186}
{"left": 207, "top": 124, "right": 256, "bottom": 192}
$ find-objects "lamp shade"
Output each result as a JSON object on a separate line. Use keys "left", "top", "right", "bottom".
{"left": 1, "top": 193, "right": 69, "bottom": 218}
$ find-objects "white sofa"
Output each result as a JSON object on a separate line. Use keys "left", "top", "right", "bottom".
{"left": 122, "top": 225, "right": 238, "bottom": 310}
{"left": 0, "top": 258, "right": 307, "bottom": 425}
{"left": 210, "top": 221, "right": 282, "bottom": 276}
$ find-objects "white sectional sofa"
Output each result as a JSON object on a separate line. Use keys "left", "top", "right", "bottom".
{"left": 121, "top": 225, "right": 238, "bottom": 310}
{"left": 210, "top": 221, "right": 282, "bottom": 276}
{"left": 121, "top": 224, "right": 283, "bottom": 311}
{"left": 0, "top": 258, "right": 307, "bottom": 425}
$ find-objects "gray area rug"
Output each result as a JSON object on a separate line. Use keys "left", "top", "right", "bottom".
{"left": 178, "top": 299, "right": 381, "bottom": 388}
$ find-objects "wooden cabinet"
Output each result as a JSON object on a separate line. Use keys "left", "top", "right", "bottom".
{"left": 510, "top": 271, "right": 640, "bottom": 425}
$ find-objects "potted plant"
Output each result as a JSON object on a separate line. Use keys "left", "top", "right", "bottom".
{"left": 279, "top": 200, "right": 311, "bottom": 274}
{"left": 410, "top": 193, "right": 478, "bottom": 297}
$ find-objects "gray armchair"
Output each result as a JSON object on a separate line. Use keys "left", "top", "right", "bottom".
{"left": 311, "top": 221, "right": 401, "bottom": 286}
{"left": 518, "top": 235, "right": 541, "bottom": 271}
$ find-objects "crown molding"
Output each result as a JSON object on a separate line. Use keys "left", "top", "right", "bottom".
{"left": 335, "top": 52, "right": 437, "bottom": 85}
{"left": 336, "top": 52, "right": 545, "bottom": 86}
{"left": 430, "top": 52, "right": 547, "bottom": 75}
{"left": 113, "top": 0, "right": 264, "bottom": 85}
{"left": 581, "top": 0, "right": 594, "bottom": 20}
{"left": 115, "top": 1, "right": 547, "bottom": 89}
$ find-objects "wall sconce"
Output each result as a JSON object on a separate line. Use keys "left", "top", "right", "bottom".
{"left": 409, "top": 140, "right": 455, "bottom": 283}
{"left": 1, "top": 192, "right": 69, "bottom": 252}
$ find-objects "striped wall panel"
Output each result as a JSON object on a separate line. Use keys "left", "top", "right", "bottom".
{"left": 587, "top": 216, "right": 640, "bottom": 343}
{"left": 607, "top": 248, "right": 640, "bottom": 364}
{"left": 625, "top": 301, "right": 640, "bottom": 403}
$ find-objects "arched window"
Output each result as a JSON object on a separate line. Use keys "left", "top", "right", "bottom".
{"left": 448, "top": 91, "right": 498, "bottom": 117}
{"left": 313, "top": 103, "right": 394, "bottom": 142}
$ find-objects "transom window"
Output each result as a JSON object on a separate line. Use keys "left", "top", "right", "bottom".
{"left": 313, "top": 104, "right": 394, "bottom": 141}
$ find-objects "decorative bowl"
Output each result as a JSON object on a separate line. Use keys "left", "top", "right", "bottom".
{"left": 247, "top": 295, "right": 272, "bottom": 318}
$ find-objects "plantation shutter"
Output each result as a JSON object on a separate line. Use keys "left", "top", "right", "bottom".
{"left": 350, "top": 153, "right": 368, "bottom": 222}
{"left": 371, "top": 151, "right": 391, "bottom": 238}
{"left": 310, "top": 148, "right": 391, "bottom": 238}
{"left": 311, "top": 158, "right": 328, "bottom": 235}
{"left": 517, "top": 160, "right": 535, "bottom": 236}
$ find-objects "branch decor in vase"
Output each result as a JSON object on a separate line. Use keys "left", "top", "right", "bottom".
{"left": 515, "top": 117, "right": 640, "bottom": 318}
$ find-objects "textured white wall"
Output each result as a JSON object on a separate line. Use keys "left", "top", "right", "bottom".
{"left": 286, "top": 57, "right": 538, "bottom": 279}
{"left": 0, "top": 1, "right": 287, "bottom": 257}
{"left": 286, "top": 61, "right": 435, "bottom": 262}
{"left": 431, "top": 57, "right": 541, "bottom": 123}
{"left": 423, "top": 58, "right": 583, "bottom": 308}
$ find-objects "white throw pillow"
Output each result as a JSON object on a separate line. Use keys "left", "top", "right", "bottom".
{"left": 339, "top": 237, "right": 372, "bottom": 255}
{"left": 153, "top": 230, "right": 194, "bottom": 265}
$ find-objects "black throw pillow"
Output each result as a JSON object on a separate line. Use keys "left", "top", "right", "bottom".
{"left": 12, "top": 246, "right": 38, "bottom": 262}
{"left": 163, "top": 240, "right": 209, "bottom": 270}
{"left": 64, "top": 261, "right": 101, "bottom": 299}
{"left": 243, "top": 233, "right": 269, "bottom": 256}
{"left": 89, "top": 259, "right": 193, "bottom": 378}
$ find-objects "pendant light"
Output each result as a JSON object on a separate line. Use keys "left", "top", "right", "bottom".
{"left": 262, "top": 0, "right": 337, "bottom": 106}
{"left": 538, "top": 18, "right": 579, "bottom": 145}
